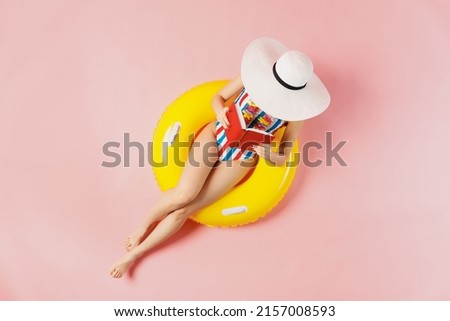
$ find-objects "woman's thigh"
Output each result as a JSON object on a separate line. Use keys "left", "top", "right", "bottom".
{"left": 184, "top": 157, "right": 258, "bottom": 214}
{"left": 175, "top": 121, "right": 219, "bottom": 198}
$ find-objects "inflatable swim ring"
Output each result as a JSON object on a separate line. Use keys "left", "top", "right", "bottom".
{"left": 152, "top": 80, "right": 300, "bottom": 227}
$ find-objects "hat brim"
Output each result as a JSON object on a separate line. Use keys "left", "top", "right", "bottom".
{"left": 241, "top": 37, "right": 331, "bottom": 121}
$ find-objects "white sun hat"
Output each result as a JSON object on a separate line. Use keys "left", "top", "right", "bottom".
{"left": 241, "top": 37, "right": 331, "bottom": 121}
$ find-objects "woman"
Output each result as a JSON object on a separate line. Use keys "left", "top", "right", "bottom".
{"left": 109, "top": 37, "right": 330, "bottom": 278}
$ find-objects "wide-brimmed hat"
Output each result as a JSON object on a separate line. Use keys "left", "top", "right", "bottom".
{"left": 241, "top": 37, "right": 331, "bottom": 121}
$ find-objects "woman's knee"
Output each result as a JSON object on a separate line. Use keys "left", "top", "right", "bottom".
{"left": 168, "top": 206, "right": 190, "bottom": 221}
{"left": 171, "top": 188, "right": 198, "bottom": 208}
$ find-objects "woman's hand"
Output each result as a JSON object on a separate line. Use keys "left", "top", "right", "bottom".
{"left": 254, "top": 120, "right": 304, "bottom": 166}
{"left": 211, "top": 75, "right": 244, "bottom": 129}
{"left": 216, "top": 106, "right": 230, "bottom": 129}
{"left": 251, "top": 144, "right": 287, "bottom": 166}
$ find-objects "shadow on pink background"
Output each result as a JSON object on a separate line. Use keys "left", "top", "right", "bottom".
{"left": 1, "top": 0, "right": 449, "bottom": 300}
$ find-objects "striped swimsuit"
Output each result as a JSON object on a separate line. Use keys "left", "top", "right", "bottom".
{"left": 215, "top": 87, "right": 287, "bottom": 161}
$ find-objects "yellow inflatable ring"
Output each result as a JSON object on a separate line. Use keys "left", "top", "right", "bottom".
{"left": 152, "top": 80, "right": 300, "bottom": 227}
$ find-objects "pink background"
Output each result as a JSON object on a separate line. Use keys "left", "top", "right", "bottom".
{"left": 1, "top": 0, "right": 450, "bottom": 300}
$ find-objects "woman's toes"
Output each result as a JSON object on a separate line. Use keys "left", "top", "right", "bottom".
{"left": 125, "top": 239, "right": 133, "bottom": 250}
{"left": 126, "top": 241, "right": 137, "bottom": 251}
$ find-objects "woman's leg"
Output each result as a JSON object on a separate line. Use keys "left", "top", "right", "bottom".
{"left": 124, "top": 121, "right": 219, "bottom": 251}
{"left": 109, "top": 157, "right": 257, "bottom": 278}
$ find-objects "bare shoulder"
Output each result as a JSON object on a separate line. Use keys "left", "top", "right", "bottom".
{"left": 216, "top": 74, "right": 243, "bottom": 101}
{"left": 281, "top": 120, "right": 305, "bottom": 142}
{"left": 286, "top": 120, "right": 305, "bottom": 131}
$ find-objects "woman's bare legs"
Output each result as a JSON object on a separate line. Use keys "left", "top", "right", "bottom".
{"left": 109, "top": 157, "right": 257, "bottom": 278}
{"left": 124, "top": 121, "right": 219, "bottom": 251}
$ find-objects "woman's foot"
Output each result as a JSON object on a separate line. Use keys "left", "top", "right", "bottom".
{"left": 124, "top": 226, "right": 149, "bottom": 251}
{"left": 109, "top": 254, "right": 137, "bottom": 278}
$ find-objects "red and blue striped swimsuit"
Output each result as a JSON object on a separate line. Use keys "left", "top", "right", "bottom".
{"left": 215, "top": 87, "right": 287, "bottom": 161}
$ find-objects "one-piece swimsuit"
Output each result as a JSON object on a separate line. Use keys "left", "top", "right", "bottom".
{"left": 215, "top": 87, "right": 287, "bottom": 161}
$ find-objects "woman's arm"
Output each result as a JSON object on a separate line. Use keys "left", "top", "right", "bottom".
{"left": 211, "top": 75, "right": 243, "bottom": 129}
{"left": 278, "top": 120, "right": 304, "bottom": 163}
{"left": 253, "top": 120, "right": 304, "bottom": 166}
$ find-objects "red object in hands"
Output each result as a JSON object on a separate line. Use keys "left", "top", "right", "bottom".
{"left": 226, "top": 103, "right": 273, "bottom": 150}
